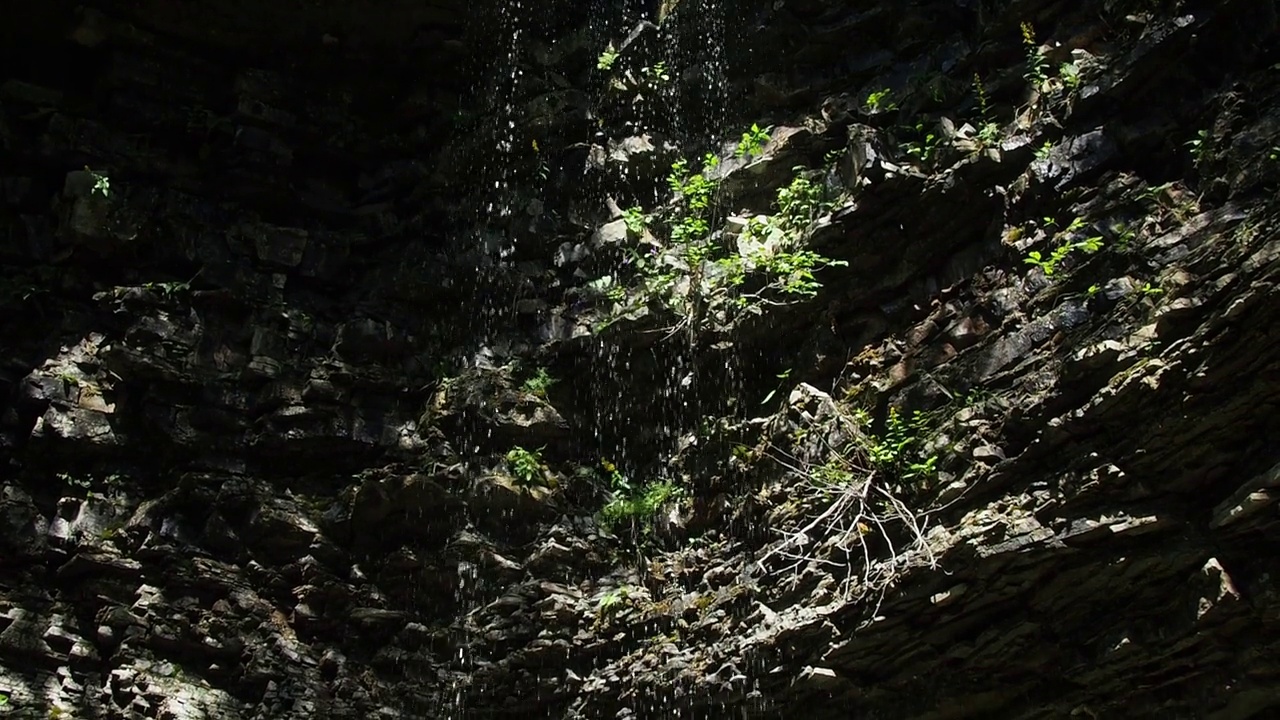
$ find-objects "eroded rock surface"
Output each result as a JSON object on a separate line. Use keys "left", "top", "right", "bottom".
{"left": 1, "top": 0, "right": 1279, "bottom": 718}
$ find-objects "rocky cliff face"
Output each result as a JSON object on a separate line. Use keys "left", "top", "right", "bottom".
{"left": 2, "top": 0, "right": 1279, "bottom": 718}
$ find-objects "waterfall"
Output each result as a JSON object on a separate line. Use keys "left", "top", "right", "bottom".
{"left": 443, "top": 0, "right": 752, "bottom": 713}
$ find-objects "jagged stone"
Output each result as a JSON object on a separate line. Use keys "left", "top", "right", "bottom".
{"left": 0, "top": 0, "right": 1278, "bottom": 719}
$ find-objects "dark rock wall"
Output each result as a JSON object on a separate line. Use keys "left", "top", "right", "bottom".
{"left": 1, "top": 0, "right": 1279, "bottom": 718}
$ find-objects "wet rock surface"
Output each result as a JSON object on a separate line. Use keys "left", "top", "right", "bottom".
{"left": 2, "top": 0, "right": 1279, "bottom": 719}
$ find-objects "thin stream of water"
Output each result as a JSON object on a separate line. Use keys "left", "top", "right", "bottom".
{"left": 439, "top": 0, "right": 756, "bottom": 714}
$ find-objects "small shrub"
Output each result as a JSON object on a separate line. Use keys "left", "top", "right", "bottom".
{"left": 598, "top": 459, "right": 680, "bottom": 530}
{"left": 774, "top": 171, "right": 828, "bottom": 228}
{"left": 865, "top": 407, "right": 938, "bottom": 484}
{"left": 1059, "top": 61, "right": 1081, "bottom": 90}
{"left": 735, "top": 123, "right": 771, "bottom": 159}
{"left": 865, "top": 88, "right": 897, "bottom": 113}
{"left": 976, "top": 122, "right": 1002, "bottom": 148}
{"left": 597, "top": 45, "right": 619, "bottom": 71}
{"left": 590, "top": 153, "right": 843, "bottom": 336}
{"left": 505, "top": 446, "right": 547, "bottom": 487}
{"left": 521, "top": 367, "right": 556, "bottom": 397}
{"left": 758, "top": 404, "right": 942, "bottom": 602}
{"left": 1077, "top": 235, "right": 1104, "bottom": 254}
{"left": 601, "top": 480, "right": 680, "bottom": 528}
{"left": 622, "top": 207, "right": 647, "bottom": 235}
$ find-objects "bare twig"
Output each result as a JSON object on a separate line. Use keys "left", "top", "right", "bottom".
{"left": 755, "top": 407, "right": 938, "bottom": 608}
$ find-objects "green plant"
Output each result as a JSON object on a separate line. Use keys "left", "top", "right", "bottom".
{"left": 1139, "top": 281, "right": 1163, "bottom": 296}
{"left": 1112, "top": 222, "right": 1137, "bottom": 253}
{"left": 142, "top": 280, "right": 190, "bottom": 298}
{"left": 0, "top": 692, "right": 8, "bottom": 705}
{"left": 623, "top": 206, "right": 647, "bottom": 235}
{"left": 731, "top": 171, "right": 846, "bottom": 301}
{"left": 865, "top": 408, "right": 939, "bottom": 484}
{"left": 756, "top": 398, "right": 953, "bottom": 601}
{"left": 735, "top": 123, "right": 771, "bottom": 160}
{"left": 598, "top": 459, "right": 681, "bottom": 530}
{"left": 1059, "top": 61, "right": 1081, "bottom": 90}
{"left": 57, "top": 472, "right": 92, "bottom": 493}
{"left": 641, "top": 61, "right": 670, "bottom": 84}
{"left": 1021, "top": 22, "right": 1048, "bottom": 88}
{"left": 597, "top": 44, "right": 619, "bottom": 71}
{"left": 865, "top": 88, "right": 897, "bottom": 113}
{"left": 962, "top": 387, "right": 991, "bottom": 407}
{"left": 0, "top": 266, "right": 59, "bottom": 305}
{"left": 505, "top": 446, "right": 547, "bottom": 488}
{"left": 667, "top": 155, "right": 717, "bottom": 244}
{"left": 86, "top": 167, "right": 110, "bottom": 197}
{"left": 760, "top": 368, "right": 792, "bottom": 405}
{"left": 606, "top": 480, "right": 679, "bottom": 527}
{"left": 521, "top": 367, "right": 556, "bottom": 397}
{"left": 774, "top": 170, "right": 829, "bottom": 228}
{"left": 901, "top": 122, "right": 941, "bottom": 166}
{"left": 1086, "top": 283, "right": 1101, "bottom": 297}
{"left": 588, "top": 273, "right": 628, "bottom": 303}
{"left": 599, "top": 458, "right": 626, "bottom": 490}
{"left": 909, "top": 71, "right": 946, "bottom": 104}
{"left": 1034, "top": 140, "right": 1054, "bottom": 161}
{"left": 1138, "top": 182, "right": 1175, "bottom": 205}
{"left": 973, "top": 74, "right": 992, "bottom": 121}
{"left": 597, "top": 586, "right": 633, "bottom": 618}
{"left": 592, "top": 154, "right": 843, "bottom": 337}
{"left": 1185, "top": 129, "right": 1210, "bottom": 166}
{"left": 666, "top": 155, "right": 717, "bottom": 203}
{"left": 1023, "top": 229, "right": 1103, "bottom": 277}
{"left": 968, "top": 74, "right": 1003, "bottom": 149}
{"left": 975, "top": 122, "right": 1002, "bottom": 148}
{"left": 1023, "top": 246, "right": 1072, "bottom": 276}
{"left": 532, "top": 138, "right": 551, "bottom": 183}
